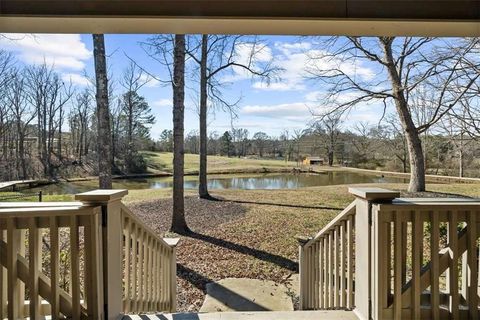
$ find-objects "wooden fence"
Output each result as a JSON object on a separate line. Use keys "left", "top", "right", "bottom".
{"left": 298, "top": 201, "right": 355, "bottom": 310}
{"left": 0, "top": 189, "right": 179, "bottom": 319}
{"left": 299, "top": 187, "right": 480, "bottom": 320}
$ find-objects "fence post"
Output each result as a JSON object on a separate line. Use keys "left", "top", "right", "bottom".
{"left": 76, "top": 189, "right": 128, "bottom": 320}
{"left": 296, "top": 235, "right": 311, "bottom": 310}
{"left": 348, "top": 187, "right": 399, "bottom": 320}
{"left": 164, "top": 238, "right": 180, "bottom": 312}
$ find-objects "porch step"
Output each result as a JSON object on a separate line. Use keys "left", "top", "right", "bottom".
{"left": 123, "top": 310, "right": 359, "bottom": 320}
{"left": 200, "top": 278, "right": 294, "bottom": 312}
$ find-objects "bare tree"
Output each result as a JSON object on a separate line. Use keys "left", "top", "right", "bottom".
{"left": 252, "top": 131, "right": 269, "bottom": 157}
{"left": 26, "top": 64, "right": 73, "bottom": 178}
{"left": 141, "top": 34, "right": 190, "bottom": 233}
{"left": 186, "top": 35, "right": 279, "bottom": 199}
{"left": 308, "top": 37, "right": 479, "bottom": 191}
{"left": 318, "top": 112, "right": 343, "bottom": 166}
{"left": 6, "top": 68, "right": 36, "bottom": 179}
{"left": 69, "top": 89, "right": 92, "bottom": 162}
{"left": 92, "top": 34, "right": 112, "bottom": 189}
{"left": 171, "top": 35, "right": 189, "bottom": 233}
{"left": 119, "top": 62, "right": 153, "bottom": 172}
{"left": 385, "top": 115, "right": 409, "bottom": 173}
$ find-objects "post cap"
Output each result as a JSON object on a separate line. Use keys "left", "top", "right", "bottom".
{"left": 75, "top": 189, "right": 128, "bottom": 202}
{"left": 164, "top": 238, "right": 180, "bottom": 247}
{"left": 295, "top": 235, "right": 312, "bottom": 246}
{"left": 348, "top": 187, "right": 399, "bottom": 201}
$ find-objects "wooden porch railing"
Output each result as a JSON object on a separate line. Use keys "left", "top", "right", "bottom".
{"left": 372, "top": 197, "right": 480, "bottom": 319}
{"left": 121, "top": 204, "right": 178, "bottom": 313}
{"left": 0, "top": 189, "right": 179, "bottom": 319}
{"left": 298, "top": 201, "right": 356, "bottom": 310}
{"left": 299, "top": 187, "right": 480, "bottom": 320}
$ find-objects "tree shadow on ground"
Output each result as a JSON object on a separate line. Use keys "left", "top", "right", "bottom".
{"left": 215, "top": 198, "right": 343, "bottom": 211}
{"left": 400, "top": 190, "right": 474, "bottom": 199}
{"left": 177, "top": 264, "right": 270, "bottom": 311}
{"left": 179, "top": 230, "right": 298, "bottom": 272}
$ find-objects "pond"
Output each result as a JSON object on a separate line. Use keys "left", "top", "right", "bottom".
{"left": 31, "top": 171, "right": 409, "bottom": 195}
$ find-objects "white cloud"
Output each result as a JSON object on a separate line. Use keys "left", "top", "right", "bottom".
{"left": 0, "top": 34, "right": 91, "bottom": 70}
{"left": 62, "top": 73, "right": 90, "bottom": 86}
{"left": 241, "top": 102, "right": 313, "bottom": 122}
{"left": 153, "top": 99, "right": 172, "bottom": 107}
{"left": 275, "top": 41, "right": 312, "bottom": 55}
{"left": 139, "top": 73, "right": 161, "bottom": 88}
{"left": 221, "top": 42, "right": 273, "bottom": 83}
{"left": 255, "top": 41, "right": 375, "bottom": 92}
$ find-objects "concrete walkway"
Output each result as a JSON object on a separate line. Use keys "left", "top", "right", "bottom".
{"left": 200, "top": 278, "right": 294, "bottom": 312}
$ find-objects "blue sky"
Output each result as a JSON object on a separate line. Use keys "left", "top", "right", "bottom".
{"left": 0, "top": 34, "right": 387, "bottom": 138}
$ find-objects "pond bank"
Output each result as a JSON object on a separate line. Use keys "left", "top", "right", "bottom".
{"left": 340, "top": 166, "right": 480, "bottom": 184}
{"left": 63, "top": 166, "right": 299, "bottom": 182}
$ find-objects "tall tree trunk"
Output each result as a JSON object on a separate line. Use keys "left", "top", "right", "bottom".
{"left": 171, "top": 34, "right": 189, "bottom": 233}
{"left": 382, "top": 38, "right": 425, "bottom": 192}
{"left": 459, "top": 135, "right": 464, "bottom": 177}
{"left": 18, "top": 127, "right": 27, "bottom": 179}
{"left": 92, "top": 34, "right": 112, "bottom": 189}
{"left": 126, "top": 95, "right": 134, "bottom": 173}
{"left": 198, "top": 35, "right": 211, "bottom": 199}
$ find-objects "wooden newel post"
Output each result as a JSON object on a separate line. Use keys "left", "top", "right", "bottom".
{"left": 76, "top": 189, "right": 128, "bottom": 320}
{"left": 296, "top": 235, "right": 312, "bottom": 310}
{"left": 348, "top": 187, "right": 399, "bottom": 320}
{"left": 164, "top": 238, "right": 180, "bottom": 312}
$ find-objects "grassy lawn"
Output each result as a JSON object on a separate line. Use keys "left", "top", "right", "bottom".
{"left": 4, "top": 180, "right": 480, "bottom": 310}
{"left": 124, "top": 182, "right": 480, "bottom": 311}
{"left": 141, "top": 151, "right": 296, "bottom": 174}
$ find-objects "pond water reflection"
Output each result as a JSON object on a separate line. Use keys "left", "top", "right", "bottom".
{"left": 33, "top": 171, "right": 409, "bottom": 195}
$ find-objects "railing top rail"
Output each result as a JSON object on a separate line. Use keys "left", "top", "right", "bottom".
{"left": 302, "top": 200, "right": 356, "bottom": 248}
{"left": 121, "top": 203, "right": 178, "bottom": 249}
{"left": 375, "top": 198, "right": 480, "bottom": 211}
{"left": 392, "top": 197, "right": 480, "bottom": 205}
{"left": 0, "top": 205, "right": 98, "bottom": 218}
{"left": 0, "top": 201, "right": 82, "bottom": 208}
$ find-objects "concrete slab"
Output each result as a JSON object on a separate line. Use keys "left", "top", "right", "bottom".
{"left": 284, "top": 273, "right": 300, "bottom": 297}
{"left": 123, "top": 310, "right": 359, "bottom": 320}
{"left": 199, "top": 278, "right": 294, "bottom": 312}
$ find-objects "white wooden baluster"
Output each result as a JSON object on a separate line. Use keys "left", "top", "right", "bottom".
{"left": 70, "top": 215, "right": 81, "bottom": 320}
{"left": 346, "top": 215, "right": 354, "bottom": 310}
{"left": 28, "top": 217, "right": 41, "bottom": 319}
{"left": 7, "top": 218, "right": 19, "bottom": 320}
{"left": 430, "top": 211, "right": 440, "bottom": 320}
{"left": 131, "top": 222, "right": 138, "bottom": 312}
{"left": 411, "top": 210, "right": 422, "bottom": 319}
{"left": 393, "top": 212, "right": 402, "bottom": 320}
{"left": 0, "top": 230, "right": 6, "bottom": 319}
{"left": 124, "top": 216, "right": 131, "bottom": 313}
{"left": 448, "top": 211, "right": 459, "bottom": 320}
{"left": 467, "top": 211, "right": 478, "bottom": 319}
{"left": 50, "top": 216, "right": 60, "bottom": 319}
{"left": 340, "top": 221, "right": 346, "bottom": 308}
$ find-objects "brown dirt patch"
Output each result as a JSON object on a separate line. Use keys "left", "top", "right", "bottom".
{"left": 127, "top": 196, "right": 248, "bottom": 236}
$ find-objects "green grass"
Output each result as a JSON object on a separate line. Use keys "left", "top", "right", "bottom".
{"left": 0, "top": 192, "right": 73, "bottom": 202}
{"left": 141, "top": 151, "right": 296, "bottom": 174}
{"left": 126, "top": 182, "right": 480, "bottom": 311}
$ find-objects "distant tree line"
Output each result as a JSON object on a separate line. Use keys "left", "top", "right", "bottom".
{"left": 0, "top": 48, "right": 155, "bottom": 181}
{"left": 2, "top": 34, "right": 479, "bottom": 234}
{"left": 154, "top": 118, "right": 480, "bottom": 179}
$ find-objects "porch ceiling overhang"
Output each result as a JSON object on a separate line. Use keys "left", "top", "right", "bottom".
{"left": 0, "top": 0, "right": 479, "bottom": 36}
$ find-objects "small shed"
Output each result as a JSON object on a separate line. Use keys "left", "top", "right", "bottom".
{"left": 303, "top": 157, "right": 324, "bottom": 165}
